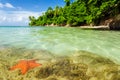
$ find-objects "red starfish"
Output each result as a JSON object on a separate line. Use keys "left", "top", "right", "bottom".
{"left": 10, "top": 60, "right": 42, "bottom": 74}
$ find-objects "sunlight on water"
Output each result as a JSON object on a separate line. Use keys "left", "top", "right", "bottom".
{"left": 0, "top": 26, "right": 120, "bottom": 63}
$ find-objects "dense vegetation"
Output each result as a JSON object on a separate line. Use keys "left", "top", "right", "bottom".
{"left": 29, "top": 0, "right": 120, "bottom": 26}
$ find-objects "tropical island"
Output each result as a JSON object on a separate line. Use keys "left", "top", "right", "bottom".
{"left": 29, "top": 0, "right": 120, "bottom": 30}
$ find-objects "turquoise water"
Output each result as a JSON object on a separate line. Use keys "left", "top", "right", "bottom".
{"left": 0, "top": 26, "right": 120, "bottom": 63}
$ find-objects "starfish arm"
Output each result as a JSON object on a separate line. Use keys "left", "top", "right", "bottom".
{"left": 10, "top": 60, "right": 26, "bottom": 70}
{"left": 10, "top": 64, "right": 21, "bottom": 70}
{"left": 21, "top": 64, "right": 29, "bottom": 75}
{"left": 29, "top": 62, "right": 41, "bottom": 69}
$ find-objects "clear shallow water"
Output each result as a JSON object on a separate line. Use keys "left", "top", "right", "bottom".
{"left": 0, "top": 26, "right": 120, "bottom": 63}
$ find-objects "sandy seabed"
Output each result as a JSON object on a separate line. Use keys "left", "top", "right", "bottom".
{"left": 0, "top": 47, "right": 120, "bottom": 80}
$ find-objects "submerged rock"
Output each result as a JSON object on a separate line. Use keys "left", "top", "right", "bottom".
{"left": 36, "top": 58, "right": 89, "bottom": 80}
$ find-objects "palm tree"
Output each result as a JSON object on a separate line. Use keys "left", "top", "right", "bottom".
{"left": 54, "top": 6, "right": 59, "bottom": 17}
{"left": 64, "top": 0, "right": 70, "bottom": 6}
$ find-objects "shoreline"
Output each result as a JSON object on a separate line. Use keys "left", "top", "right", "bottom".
{"left": 80, "top": 26, "right": 109, "bottom": 30}
{"left": 44, "top": 24, "right": 110, "bottom": 30}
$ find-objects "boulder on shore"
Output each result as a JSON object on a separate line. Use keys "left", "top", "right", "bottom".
{"left": 109, "top": 20, "right": 120, "bottom": 30}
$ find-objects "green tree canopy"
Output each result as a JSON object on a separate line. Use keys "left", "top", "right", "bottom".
{"left": 29, "top": 0, "right": 120, "bottom": 26}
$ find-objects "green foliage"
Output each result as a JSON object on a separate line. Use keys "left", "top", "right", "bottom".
{"left": 29, "top": 16, "right": 36, "bottom": 26}
{"left": 29, "top": 0, "right": 120, "bottom": 26}
{"left": 64, "top": 0, "right": 70, "bottom": 6}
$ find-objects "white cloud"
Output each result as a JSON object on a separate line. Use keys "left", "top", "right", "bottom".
{"left": 0, "top": 2, "right": 15, "bottom": 8}
{"left": 5, "top": 3, "right": 15, "bottom": 8}
{"left": 0, "top": 10, "right": 43, "bottom": 26}
{"left": 0, "top": 3, "right": 4, "bottom": 8}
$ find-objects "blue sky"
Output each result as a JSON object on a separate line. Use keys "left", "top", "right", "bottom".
{"left": 0, "top": 0, "right": 65, "bottom": 26}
